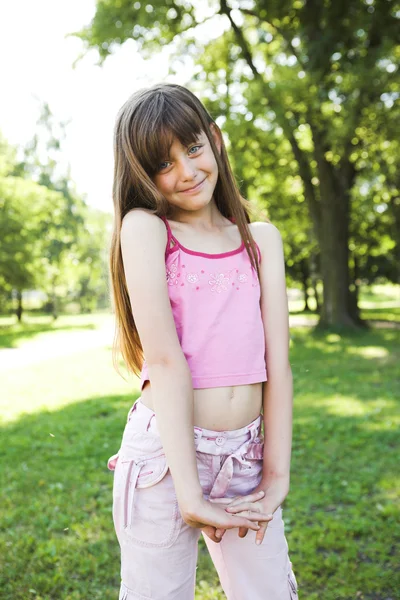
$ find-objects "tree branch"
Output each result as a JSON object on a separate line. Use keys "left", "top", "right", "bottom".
{"left": 240, "top": 8, "right": 308, "bottom": 71}
{"left": 219, "top": 0, "right": 320, "bottom": 234}
{"left": 219, "top": 0, "right": 259, "bottom": 78}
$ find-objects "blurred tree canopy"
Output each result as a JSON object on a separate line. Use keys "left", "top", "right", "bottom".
{"left": 0, "top": 104, "right": 111, "bottom": 321}
{"left": 74, "top": 0, "right": 400, "bottom": 327}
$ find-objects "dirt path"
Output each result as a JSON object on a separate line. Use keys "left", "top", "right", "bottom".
{"left": 0, "top": 320, "right": 115, "bottom": 371}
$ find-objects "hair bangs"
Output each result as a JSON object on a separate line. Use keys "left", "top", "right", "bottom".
{"left": 132, "top": 94, "right": 205, "bottom": 178}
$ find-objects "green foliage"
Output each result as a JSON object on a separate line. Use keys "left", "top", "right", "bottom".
{"left": 72, "top": 0, "right": 400, "bottom": 325}
{"left": 0, "top": 175, "right": 65, "bottom": 292}
{"left": 0, "top": 102, "right": 112, "bottom": 318}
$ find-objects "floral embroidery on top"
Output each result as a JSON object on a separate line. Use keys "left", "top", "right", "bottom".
{"left": 165, "top": 251, "right": 256, "bottom": 292}
{"left": 209, "top": 273, "right": 230, "bottom": 293}
{"left": 186, "top": 273, "right": 199, "bottom": 283}
{"left": 166, "top": 262, "right": 179, "bottom": 286}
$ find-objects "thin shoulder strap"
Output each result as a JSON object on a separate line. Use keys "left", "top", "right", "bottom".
{"left": 230, "top": 215, "right": 261, "bottom": 262}
{"left": 160, "top": 215, "right": 178, "bottom": 250}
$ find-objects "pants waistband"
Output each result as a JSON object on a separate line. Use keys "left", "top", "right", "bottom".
{"left": 130, "top": 398, "right": 263, "bottom": 499}
{"left": 107, "top": 398, "right": 264, "bottom": 478}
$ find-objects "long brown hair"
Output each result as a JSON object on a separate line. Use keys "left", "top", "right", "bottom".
{"left": 109, "top": 82, "right": 264, "bottom": 379}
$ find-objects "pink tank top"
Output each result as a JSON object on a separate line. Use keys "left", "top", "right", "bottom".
{"left": 140, "top": 216, "right": 267, "bottom": 390}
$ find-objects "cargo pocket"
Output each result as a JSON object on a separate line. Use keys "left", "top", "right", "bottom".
{"left": 118, "top": 582, "right": 128, "bottom": 600}
{"left": 120, "top": 450, "right": 182, "bottom": 548}
{"left": 287, "top": 560, "right": 299, "bottom": 598}
{"left": 118, "top": 581, "right": 132, "bottom": 600}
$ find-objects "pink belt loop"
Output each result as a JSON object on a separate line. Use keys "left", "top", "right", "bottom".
{"left": 146, "top": 413, "right": 156, "bottom": 432}
{"left": 126, "top": 402, "right": 137, "bottom": 423}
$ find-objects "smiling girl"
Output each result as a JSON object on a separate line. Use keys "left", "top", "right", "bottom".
{"left": 107, "top": 82, "right": 299, "bottom": 599}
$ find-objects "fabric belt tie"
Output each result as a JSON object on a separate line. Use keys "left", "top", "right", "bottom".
{"left": 207, "top": 425, "right": 262, "bottom": 499}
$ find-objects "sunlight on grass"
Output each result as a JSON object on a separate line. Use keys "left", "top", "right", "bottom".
{"left": 346, "top": 345, "right": 389, "bottom": 358}
{"left": 359, "top": 283, "right": 400, "bottom": 301}
{"left": 314, "top": 396, "right": 397, "bottom": 419}
{"left": 321, "top": 396, "right": 367, "bottom": 416}
{"left": 1, "top": 346, "right": 140, "bottom": 423}
{"left": 378, "top": 476, "right": 400, "bottom": 494}
{"left": 325, "top": 333, "right": 342, "bottom": 343}
{"left": 362, "top": 420, "right": 399, "bottom": 431}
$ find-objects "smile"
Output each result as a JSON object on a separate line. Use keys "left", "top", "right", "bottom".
{"left": 180, "top": 178, "right": 207, "bottom": 193}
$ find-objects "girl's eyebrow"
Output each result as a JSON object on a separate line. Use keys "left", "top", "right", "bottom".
{"left": 163, "top": 139, "right": 202, "bottom": 160}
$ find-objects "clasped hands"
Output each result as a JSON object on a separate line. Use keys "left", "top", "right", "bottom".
{"left": 182, "top": 478, "right": 289, "bottom": 546}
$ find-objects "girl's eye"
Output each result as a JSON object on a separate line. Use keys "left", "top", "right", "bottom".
{"left": 189, "top": 144, "right": 202, "bottom": 154}
{"left": 157, "top": 145, "right": 203, "bottom": 172}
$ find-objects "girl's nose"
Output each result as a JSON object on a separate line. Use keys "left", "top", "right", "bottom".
{"left": 178, "top": 157, "right": 197, "bottom": 180}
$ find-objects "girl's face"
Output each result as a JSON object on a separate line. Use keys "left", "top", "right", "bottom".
{"left": 152, "top": 125, "right": 221, "bottom": 213}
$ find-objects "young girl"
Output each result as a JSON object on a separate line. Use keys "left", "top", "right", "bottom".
{"left": 107, "top": 82, "right": 298, "bottom": 600}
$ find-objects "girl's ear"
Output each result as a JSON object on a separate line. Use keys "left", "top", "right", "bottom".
{"left": 209, "top": 122, "right": 222, "bottom": 155}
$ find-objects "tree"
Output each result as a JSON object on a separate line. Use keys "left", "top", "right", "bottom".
{"left": 0, "top": 104, "right": 110, "bottom": 321}
{"left": 73, "top": 0, "right": 400, "bottom": 326}
{"left": 0, "top": 171, "right": 67, "bottom": 321}
{"left": 13, "top": 103, "right": 87, "bottom": 319}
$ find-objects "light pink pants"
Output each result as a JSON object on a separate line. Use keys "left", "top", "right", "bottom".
{"left": 107, "top": 399, "right": 299, "bottom": 600}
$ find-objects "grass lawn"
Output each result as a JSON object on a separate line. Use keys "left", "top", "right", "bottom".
{"left": 0, "top": 287, "right": 399, "bottom": 599}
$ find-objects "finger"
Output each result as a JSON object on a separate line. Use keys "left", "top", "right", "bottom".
{"left": 209, "top": 497, "right": 238, "bottom": 505}
{"left": 228, "top": 508, "right": 273, "bottom": 522}
{"left": 223, "top": 515, "right": 260, "bottom": 531}
{"left": 231, "top": 518, "right": 261, "bottom": 531}
{"left": 215, "top": 528, "right": 226, "bottom": 540}
{"left": 226, "top": 501, "right": 260, "bottom": 513}
{"left": 226, "top": 490, "right": 265, "bottom": 507}
{"left": 227, "top": 506, "right": 274, "bottom": 522}
{"left": 202, "top": 525, "right": 222, "bottom": 543}
{"left": 255, "top": 521, "right": 269, "bottom": 545}
{"left": 238, "top": 526, "right": 248, "bottom": 538}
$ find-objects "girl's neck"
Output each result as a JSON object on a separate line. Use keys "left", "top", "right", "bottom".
{"left": 168, "top": 203, "right": 228, "bottom": 230}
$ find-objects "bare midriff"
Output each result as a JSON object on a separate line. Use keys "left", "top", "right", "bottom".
{"left": 140, "top": 380, "right": 263, "bottom": 431}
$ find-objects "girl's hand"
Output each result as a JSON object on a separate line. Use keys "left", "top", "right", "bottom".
{"left": 211, "top": 478, "right": 289, "bottom": 545}
{"left": 181, "top": 494, "right": 273, "bottom": 543}
{"left": 204, "top": 490, "right": 270, "bottom": 543}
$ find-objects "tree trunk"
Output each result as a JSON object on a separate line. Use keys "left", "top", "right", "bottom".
{"left": 318, "top": 196, "right": 355, "bottom": 326}
{"left": 311, "top": 128, "right": 359, "bottom": 328}
{"left": 300, "top": 259, "right": 312, "bottom": 311}
{"left": 390, "top": 194, "right": 400, "bottom": 284}
{"left": 309, "top": 253, "right": 320, "bottom": 313}
{"left": 51, "top": 283, "right": 58, "bottom": 321}
{"left": 16, "top": 290, "right": 23, "bottom": 322}
{"left": 349, "top": 254, "right": 367, "bottom": 327}
{"left": 313, "top": 281, "right": 321, "bottom": 313}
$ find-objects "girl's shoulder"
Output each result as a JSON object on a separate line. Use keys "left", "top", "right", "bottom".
{"left": 121, "top": 209, "right": 167, "bottom": 248}
{"left": 122, "top": 207, "right": 158, "bottom": 221}
{"left": 121, "top": 208, "right": 167, "bottom": 231}
{"left": 249, "top": 221, "right": 283, "bottom": 261}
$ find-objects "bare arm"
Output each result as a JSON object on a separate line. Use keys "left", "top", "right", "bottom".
{"left": 120, "top": 209, "right": 203, "bottom": 511}
{"left": 256, "top": 222, "right": 293, "bottom": 488}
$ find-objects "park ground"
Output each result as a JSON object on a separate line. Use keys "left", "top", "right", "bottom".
{"left": 0, "top": 284, "right": 399, "bottom": 599}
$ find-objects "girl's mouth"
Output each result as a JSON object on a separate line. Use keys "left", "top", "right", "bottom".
{"left": 180, "top": 178, "right": 206, "bottom": 193}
